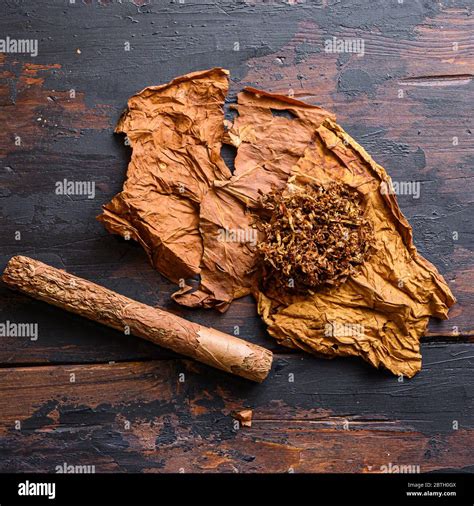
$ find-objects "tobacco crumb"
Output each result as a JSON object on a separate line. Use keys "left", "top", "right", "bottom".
{"left": 233, "top": 409, "right": 253, "bottom": 427}
{"left": 256, "top": 181, "right": 374, "bottom": 293}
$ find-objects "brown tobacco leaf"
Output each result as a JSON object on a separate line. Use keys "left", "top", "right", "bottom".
{"left": 218, "top": 87, "right": 335, "bottom": 206}
{"left": 99, "top": 68, "right": 455, "bottom": 377}
{"left": 172, "top": 186, "right": 258, "bottom": 311}
{"left": 173, "top": 87, "right": 336, "bottom": 310}
{"left": 98, "top": 68, "right": 232, "bottom": 283}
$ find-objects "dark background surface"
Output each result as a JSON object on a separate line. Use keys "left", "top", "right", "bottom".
{"left": 0, "top": 0, "right": 472, "bottom": 472}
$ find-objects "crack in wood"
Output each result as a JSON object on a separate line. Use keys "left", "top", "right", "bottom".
{"left": 399, "top": 74, "right": 473, "bottom": 86}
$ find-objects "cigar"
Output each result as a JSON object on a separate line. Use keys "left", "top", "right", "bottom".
{"left": 2, "top": 256, "right": 273, "bottom": 382}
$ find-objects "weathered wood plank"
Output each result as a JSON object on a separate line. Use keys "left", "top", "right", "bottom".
{"left": 0, "top": 346, "right": 472, "bottom": 472}
{"left": 0, "top": 0, "right": 472, "bottom": 476}
{"left": 2, "top": 424, "right": 472, "bottom": 473}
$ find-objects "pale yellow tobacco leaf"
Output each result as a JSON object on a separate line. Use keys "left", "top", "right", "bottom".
{"left": 255, "top": 119, "right": 455, "bottom": 377}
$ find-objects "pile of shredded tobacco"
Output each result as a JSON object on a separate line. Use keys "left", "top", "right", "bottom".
{"left": 98, "top": 68, "right": 456, "bottom": 378}
{"left": 257, "top": 182, "right": 374, "bottom": 293}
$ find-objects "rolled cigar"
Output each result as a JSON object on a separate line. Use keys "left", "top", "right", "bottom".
{"left": 2, "top": 256, "right": 273, "bottom": 382}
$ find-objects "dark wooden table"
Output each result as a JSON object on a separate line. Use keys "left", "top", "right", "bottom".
{"left": 0, "top": 0, "right": 472, "bottom": 473}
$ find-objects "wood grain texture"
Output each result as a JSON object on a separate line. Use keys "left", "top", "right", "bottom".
{"left": 0, "top": 349, "right": 473, "bottom": 473}
{"left": 0, "top": 0, "right": 472, "bottom": 472}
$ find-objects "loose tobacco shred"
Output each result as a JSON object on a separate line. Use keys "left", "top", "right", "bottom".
{"left": 257, "top": 181, "right": 374, "bottom": 293}
{"left": 98, "top": 68, "right": 456, "bottom": 377}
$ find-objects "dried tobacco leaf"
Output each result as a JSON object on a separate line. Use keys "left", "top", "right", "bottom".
{"left": 171, "top": 87, "right": 336, "bottom": 310}
{"left": 255, "top": 122, "right": 456, "bottom": 378}
{"left": 97, "top": 68, "right": 232, "bottom": 284}
{"left": 99, "top": 68, "right": 456, "bottom": 377}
